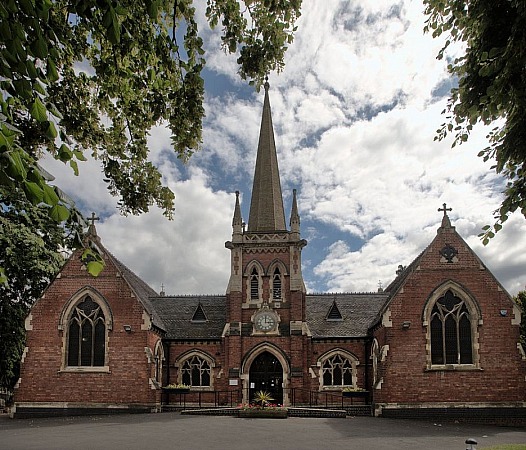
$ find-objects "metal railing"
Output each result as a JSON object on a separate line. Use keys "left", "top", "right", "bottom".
{"left": 162, "top": 389, "right": 242, "bottom": 408}
{"left": 289, "top": 387, "right": 369, "bottom": 408}
{"left": 162, "top": 387, "right": 370, "bottom": 409}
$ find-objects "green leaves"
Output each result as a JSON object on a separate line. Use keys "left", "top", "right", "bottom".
{"left": 81, "top": 248, "right": 105, "bottom": 277}
{"left": 206, "top": 0, "right": 301, "bottom": 85}
{"left": 29, "top": 97, "right": 47, "bottom": 122}
{"left": 2, "top": 0, "right": 301, "bottom": 222}
{"left": 0, "top": 184, "right": 83, "bottom": 389}
{"left": 424, "top": 0, "right": 526, "bottom": 243}
{"left": 49, "top": 204, "right": 69, "bottom": 222}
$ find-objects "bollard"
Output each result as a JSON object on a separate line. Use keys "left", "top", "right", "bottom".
{"left": 465, "top": 437, "right": 478, "bottom": 450}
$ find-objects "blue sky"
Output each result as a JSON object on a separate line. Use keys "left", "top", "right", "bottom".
{"left": 43, "top": 0, "right": 525, "bottom": 297}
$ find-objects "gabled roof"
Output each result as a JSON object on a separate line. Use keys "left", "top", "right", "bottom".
{"left": 376, "top": 210, "right": 514, "bottom": 326}
{"left": 383, "top": 249, "right": 425, "bottom": 297}
{"left": 149, "top": 295, "right": 226, "bottom": 340}
{"left": 306, "top": 293, "right": 389, "bottom": 338}
{"left": 85, "top": 224, "right": 166, "bottom": 332}
{"left": 109, "top": 253, "right": 166, "bottom": 332}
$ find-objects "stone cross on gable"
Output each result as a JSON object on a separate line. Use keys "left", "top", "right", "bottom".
{"left": 88, "top": 212, "right": 100, "bottom": 227}
{"left": 438, "top": 203, "right": 452, "bottom": 217}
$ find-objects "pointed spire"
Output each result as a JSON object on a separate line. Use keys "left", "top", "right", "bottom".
{"left": 232, "top": 190, "right": 242, "bottom": 230}
{"left": 248, "top": 80, "right": 286, "bottom": 232}
{"left": 290, "top": 189, "right": 300, "bottom": 234}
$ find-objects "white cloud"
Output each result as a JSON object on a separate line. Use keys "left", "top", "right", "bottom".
{"left": 97, "top": 168, "right": 233, "bottom": 295}
{"left": 40, "top": 0, "right": 524, "bottom": 299}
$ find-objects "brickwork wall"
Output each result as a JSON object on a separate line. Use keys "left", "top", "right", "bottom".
{"left": 15, "top": 249, "right": 161, "bottom": 408}
{"left": 373, "top": 226, "right": 526, "bottom": 406}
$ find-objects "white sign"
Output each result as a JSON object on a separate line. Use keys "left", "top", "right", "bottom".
{"left": 229, "top": 379, "right": 238, "bottom": 386}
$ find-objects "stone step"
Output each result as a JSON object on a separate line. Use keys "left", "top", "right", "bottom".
{"left": 174, "top": 405, "right": 373, "bottom": 418}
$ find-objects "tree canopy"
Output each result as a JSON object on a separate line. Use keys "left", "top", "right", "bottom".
{"left": 1, "top": 0, "right": 301, "bottom": 220}
{"left": 0, "top": 0, "right": 301, "bottom": 389}
{"left": 514, "top": 290, "right": 526, "bottom": 348}
{"left": 0, "top": 185, "right": 82, "bottom": 389}
{"left": 423, "top": 0, "right": 526, "bottom": 243}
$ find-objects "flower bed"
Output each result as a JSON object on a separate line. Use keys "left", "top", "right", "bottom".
{"left": 162, "top": 384, "right": 190, "bottom": 394}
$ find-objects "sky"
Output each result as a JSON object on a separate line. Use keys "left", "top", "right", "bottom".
{"left": 42, "top": 0, "right": 526, "bottom": 297}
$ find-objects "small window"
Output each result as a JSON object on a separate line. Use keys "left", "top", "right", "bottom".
{"left": 181, "top": 355, "right": 211, "bottom": 387}
{"left": 322, "top": 354, "right": 354, "bottom": 387}
{"left": 272, "top": 268, "right": 282, "bottom": 300}
{"left": 250, "top": 268, "right": 259, "bottom": 300}
{"left": 430, "top": 290, "right": 473, "bottom": 365}
{"left": 67, "top": 296, "right": 106, "bottom": 367}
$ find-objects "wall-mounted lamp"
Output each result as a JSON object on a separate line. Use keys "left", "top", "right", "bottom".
{"left": 402, "top": 321, "right": 411, "bottom": 330}
{"left": 123, "top": 325, "right": 132, "bottom": 333}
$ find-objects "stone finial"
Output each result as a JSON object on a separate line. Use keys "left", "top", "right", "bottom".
{"left": 438, "top": 203, "right": 452, "bottom": 228}
{"left": 290, "top": 189, "right": 300, "bottom": 234}
{"left": 85, "top": 212, "right": 101, "bottom": 243}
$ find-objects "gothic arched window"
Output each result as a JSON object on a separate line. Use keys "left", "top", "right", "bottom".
{"left": 181, "top": 355, "right": 211, "bottom": 387}
{"left": 321, "top": 353, "right": 355, "bottom": 387}
{"left": 67, "top": 296, "right": 106, "bottom": 367}
{"left": 272, "top": 267, "right": 282, "bottom": 300}
{"left": 430, "top": 290, "right": 473, "bottom": 365}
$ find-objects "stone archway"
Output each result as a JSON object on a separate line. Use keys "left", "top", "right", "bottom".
{"left": 249, "top": 351, "right": 283, "bottom": 405}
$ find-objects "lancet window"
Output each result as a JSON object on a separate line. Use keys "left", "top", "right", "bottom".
{"left": 67, "top": 296, "right": 106, "bottom": 367}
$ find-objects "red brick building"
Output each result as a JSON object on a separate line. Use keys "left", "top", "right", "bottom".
{"left": 13, "top": 83, "right": 526, "bottom": 419}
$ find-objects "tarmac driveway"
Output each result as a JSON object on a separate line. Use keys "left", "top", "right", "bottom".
{"left": 1, "top": 412, "right": 525, "bottom": 450}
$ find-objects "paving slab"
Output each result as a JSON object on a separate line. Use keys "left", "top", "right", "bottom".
{"left": 1, "top": 412, "right": 525, "bottom": 450}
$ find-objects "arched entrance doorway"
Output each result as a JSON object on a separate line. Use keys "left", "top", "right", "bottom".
{"left": 249, "top": 351, "right": 283, "bottom": 405}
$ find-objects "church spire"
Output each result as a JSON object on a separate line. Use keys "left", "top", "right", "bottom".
{"left": 248, "top": 80, "right": 286, "bottom": 232}
{"left": 290, "top": 188, "right": 300, "bottom": 235}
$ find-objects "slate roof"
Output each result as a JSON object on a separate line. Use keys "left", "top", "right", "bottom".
{"left": 108, "top": 252, "right": 167, "bottom": 333}
{"left": 149, "top": 295, "right": 227, "bottom": 340}
{"left": 84, "top": 226, "right": 167, "bottom": 333}
{"left": 143, "top": 293, "right": 390, "bottom": 340}
{"left": 306, "top": 293, "right": 390, "bottom": 338}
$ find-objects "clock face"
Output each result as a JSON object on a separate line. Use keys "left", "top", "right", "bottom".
{"left": 255, "top": 312, "right": 276, "bottom": 332}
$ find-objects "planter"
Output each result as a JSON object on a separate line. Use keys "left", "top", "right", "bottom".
{"left": 238, "top": 409, "right": 288, "bottom": 419}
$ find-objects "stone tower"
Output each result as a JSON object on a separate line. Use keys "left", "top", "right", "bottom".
{"left": 224, "top": 81, "right": 308, "bottom": 405}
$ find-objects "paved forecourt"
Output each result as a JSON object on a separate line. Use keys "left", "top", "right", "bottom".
{"left": 1, "top": 413, "right": 526, "bottom": 450}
